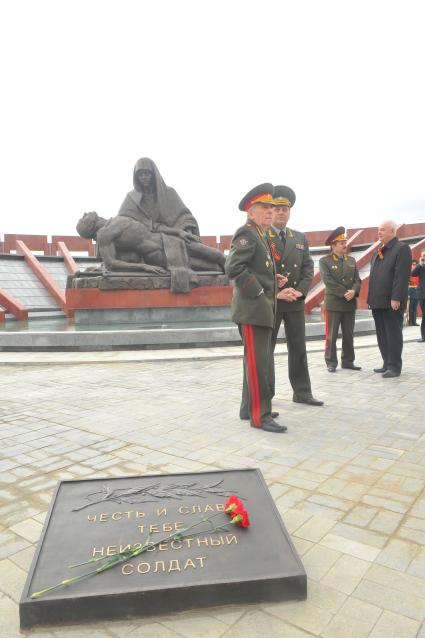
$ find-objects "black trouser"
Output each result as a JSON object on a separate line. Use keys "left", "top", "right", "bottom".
{"left": 269, "top": 308, "right": 312, "bottom": 401}
{"left": 372, "top": 308, "right": 404, "bottom": 374}
{"left": 420, "top": 299, "right": 425, "bottom": 339}
{"left": 408, "top": 292, "right": 418, "bottom": 324}
{"left": 324, "top": 310, "right": 356, "bottom": 368}
{"left": 239, "top": 324, "right": 273, "bottom": 427}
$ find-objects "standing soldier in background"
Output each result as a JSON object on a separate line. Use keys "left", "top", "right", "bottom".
{"left": 225, "top": 184, "right": 287, "bottom": 433}
{"left": 407, "top": 260, "right": 419, "bottom": 326}
{"left": 412, "top": 249, "right": 425, "bottom": 342}
{"left": 319, "top": 227, "right": 362, "bottom": 372}
{"left": 268, "top": 185, "right": 323, "bottom": 406}
{"left": 368, "top": 220, "right": 412, "bottom": 377}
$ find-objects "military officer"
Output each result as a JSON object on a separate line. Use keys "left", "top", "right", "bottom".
{"left": 225, "top": 184, "right": 286, "bottom": 433}
{"left": 319, "top": 227, "right": 362, "bottom": 372}
{"left": 268, "top": 185, "right": 323, "bottom": 406}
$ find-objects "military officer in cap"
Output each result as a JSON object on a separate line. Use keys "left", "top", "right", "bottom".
{"left": 268, "top": 185, "right": 323, "bottom": 406}
{"left": 319, "top": 227, "right": 362, "bottom": 372}
{"left": 225, "top": 184, "right": 287, "bottom": 433}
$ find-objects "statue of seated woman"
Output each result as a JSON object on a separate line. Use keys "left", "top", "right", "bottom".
{"left": 118, "top": 158, "right": 200, "bottom": 238}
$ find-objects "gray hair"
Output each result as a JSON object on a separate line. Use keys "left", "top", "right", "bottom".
{"left": 380, "top": 219, "right": 397, "bottom": 233}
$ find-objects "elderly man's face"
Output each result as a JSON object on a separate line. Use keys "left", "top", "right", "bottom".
{"left": 378, "top": 222, "right": 396, "bottom": 245}
{"left": 247, "top": 203, "right": 274, "bottom": 230}
{"left": 272, "top": 205, "right": 291, "bottom": 229}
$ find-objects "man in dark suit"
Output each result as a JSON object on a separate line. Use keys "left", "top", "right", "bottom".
{"left": 225, "top": 184, "right": 287, "bottom": 433}
{"left": 319, "top": 227, "right": 362, "bottom": 372}
{"left": 267, "top": 185, "right": 323, "bottom": 406}
{"left": 368, "top": 220, "right": 412, "bottom": 377}
{"left": 412, "top": 249, "right": 425, "bottom": 342}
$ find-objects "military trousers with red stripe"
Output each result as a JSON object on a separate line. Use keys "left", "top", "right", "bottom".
{"left": 238, "top": 324, "right": 273, "bottom": 427}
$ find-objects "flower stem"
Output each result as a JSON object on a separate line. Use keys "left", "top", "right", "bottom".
{"left": 31, "top": 512, "right": 230, "bottom": 599}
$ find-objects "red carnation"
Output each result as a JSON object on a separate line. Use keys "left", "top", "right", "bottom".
{"left": 224, "top": 495, "right": 243, "bottom": 515}
{"left": 230, "top": 508, "right": 250, "bottom": 528}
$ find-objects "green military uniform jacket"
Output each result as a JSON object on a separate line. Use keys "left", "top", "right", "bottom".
{"left": 267, "top": 226, "right": 314, "bottom": 312}
{"left": 225, "top": 221, "right": 276, "bottom": 328}
{"left": 319, "top": 253, "right": 361, "bottom": 311}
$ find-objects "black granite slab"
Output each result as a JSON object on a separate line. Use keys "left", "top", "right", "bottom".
{"left": 20, "top": 469, "right": 306, "bottom": 628}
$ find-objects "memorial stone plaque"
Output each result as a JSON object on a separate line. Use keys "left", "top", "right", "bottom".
{"left": 20, "top": 469, "right": 307, "bottom": 628}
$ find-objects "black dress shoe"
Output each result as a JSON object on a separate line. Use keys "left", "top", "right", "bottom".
{"left": 240, "top": 411, "right": 279, "bottom": 421}
{"left": 373, "top": 367, "right": 387, "bottom": 373}
{"left": 293, "top": 396, "right": 324, "bottom": 406}
{"left": 342, "top": 364, "right": 362, "bottom": 370}
{"left": 412, "top": 323, "right": 419, "bottom": 326}
{"left": 382, "top": 370, "right": 400, "bottom": 378}
{"left": 418, "top": 339, "right": 425, "bottom": 343}
{"left": 327, "top": 366, "right": 336, "bottom": 373}
{"left": 252, "top": 419, "right": 287, "bottom": 433}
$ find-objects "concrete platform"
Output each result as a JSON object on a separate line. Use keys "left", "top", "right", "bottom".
{"left": 0, "top": 316, "right": 377, "bottom": 351}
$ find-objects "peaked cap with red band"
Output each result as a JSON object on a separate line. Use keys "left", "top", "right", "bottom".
{"left": 273, "top": 185, "right": 296, "bottom": 207}
{"left": 325, "top": 226, "right": 347, "bottom": 245}
{"left": 239, "top": 183, "right": 274, "bottom": 212}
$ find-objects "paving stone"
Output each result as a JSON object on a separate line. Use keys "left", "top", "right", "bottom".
{"left": 353, "top": 579, "right": 425, "bottom": 621}
{"left": 343, "top": 505, "right": 378, "bottom": 527}
{"left": 263, "top": 599, "right": 333, "bottom": 635}
{"left": 306, "top": 580, "right": 346, "bottom": 613}
{"left": 407, "top": 545, "right": 425, "bottom": 578}
{"left": 329, "top": 522, "right": 387, "bottom": 548}
{"left": 301, "top": 544, "right": 341, "bottom": 581}
{"left": 293, "top": 515, "right": 336, "bottom": 543}
{"left": 321, "top": 612, "right": 376, "bottom": 638}
{"left": 376, "top": 538, "right": 420, "bottom": 571}
{"left": 0, "top": 558, "right": 27, "bottom": 602}
{"left": 319, "top": 533, "right": 381, "bottom": 561}
{"left": 321, "top": 554, "right": 370, "bottom": 594}
{"left": 368, "top": 610, "right": 419, "bottom": 638}
{"left": 10, "top": 517, "right": 44, "bottom": 543}
{"left": 0, "top": 529, "right": 30, "bottom": 560}
{"left": 338, "top": 597, "right": 382, "bottom": 624}
{"left": 221, "top": 608, "right": 311, "bottom": 637}
{"left": 161, "top": 614, "right": 229, "bottom": 637}
{"left": 368, "top": 510, "right": 403, "bottom": 534}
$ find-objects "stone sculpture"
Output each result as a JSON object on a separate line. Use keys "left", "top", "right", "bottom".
{"left": 75, "top": 158, "right": 225, "bottom": 293}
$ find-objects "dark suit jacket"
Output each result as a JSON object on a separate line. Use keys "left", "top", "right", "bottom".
{"left": 367, "top": 237, "right": 412, "bottom": 309}
{"left": 411, "top": 261, "right": 425, "bottom": 301}
{"left": 266, "top": 226, "right": 314, "bottom": 312}
{"left": 225, "top": 221, "right": 276, "bottom": 328}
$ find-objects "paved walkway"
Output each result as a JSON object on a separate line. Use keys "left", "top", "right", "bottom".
{"left": 1, "top": 328, "right": 425, "bottom": 638}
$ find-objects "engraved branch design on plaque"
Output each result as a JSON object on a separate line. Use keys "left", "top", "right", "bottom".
{"left": 72, "top": 480, "right": 238, "bottom": 512}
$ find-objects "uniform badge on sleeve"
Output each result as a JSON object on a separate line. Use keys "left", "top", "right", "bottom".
{"left": 295, "top": 243, "right": 305, "bottom": 250}
{"left": 237, "top": 237, "right": 249, "bottom": 247}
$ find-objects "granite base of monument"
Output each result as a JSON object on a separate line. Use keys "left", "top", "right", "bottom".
{"left": 20, "top": 469, "right": 307, "bottom": 629}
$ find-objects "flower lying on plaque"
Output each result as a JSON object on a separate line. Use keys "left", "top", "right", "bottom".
{"left": 31, "top": 494, "right": 251, "bottom": 599}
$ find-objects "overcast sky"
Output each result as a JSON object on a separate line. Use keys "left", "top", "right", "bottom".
{"left": 1, "top": 0, "right": 424, "bottom": 239}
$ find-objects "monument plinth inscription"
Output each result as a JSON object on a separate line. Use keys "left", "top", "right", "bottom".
{"left": 20, "top": 469, "right": 306, "bottom": 629}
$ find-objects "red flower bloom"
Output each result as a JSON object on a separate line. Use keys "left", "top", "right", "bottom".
{"left": 224, "top": 495, "right": 243, "bottom": 515}
{"left": 224, "top": 495, "right": 250, "bottom": 527}
{"left": 230, "top": 508, "right": 250, "bottom": 528}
